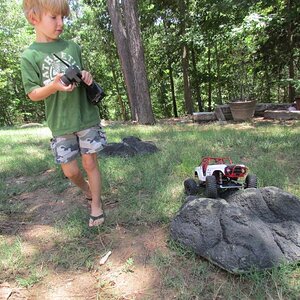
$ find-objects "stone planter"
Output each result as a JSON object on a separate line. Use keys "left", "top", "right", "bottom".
{"left": 229, "top": 99, "right": 257, "bottom": 121}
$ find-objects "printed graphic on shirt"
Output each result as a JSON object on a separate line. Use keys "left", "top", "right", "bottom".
{"left": 42, "top": 52, "right": 78, "bottom": 86}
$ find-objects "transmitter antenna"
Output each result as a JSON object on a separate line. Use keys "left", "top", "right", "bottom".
{"left": 53, "top": 53, "right": 70, "bottom": 67}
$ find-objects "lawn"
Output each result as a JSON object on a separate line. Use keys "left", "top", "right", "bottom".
{"left": 0, "top": 119, "right": 299, "bottom": 299}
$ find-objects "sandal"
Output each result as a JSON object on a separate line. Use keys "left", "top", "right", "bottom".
{"left": 89, "top": 213, "right": 105, "bottom": 227}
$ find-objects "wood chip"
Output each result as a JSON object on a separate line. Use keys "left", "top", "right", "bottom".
{"left": 99, "top": 250, "right": 112, "bottom": 265}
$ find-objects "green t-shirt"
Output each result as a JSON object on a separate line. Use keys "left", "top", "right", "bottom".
{"left": 20, "top": 38, "right": 100, "bottom": 137}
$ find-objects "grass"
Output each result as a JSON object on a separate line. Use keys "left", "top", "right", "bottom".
{"left": 0, "top": 120, "right": 300, "bottom": 298}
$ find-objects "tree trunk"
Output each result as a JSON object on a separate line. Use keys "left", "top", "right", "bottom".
{"left": 157, "top": 68, "right": 171, "bottom": 117}
{"left": 207, "top": 45, "right": 212, "bottom": 111}
{"left": 287, "top": 0, "right": 295, "bottom": 102}
{"left": 191, "top": 46, "right": 203, "bottom": 112}
{"left": 163, "top": 17, "right": 178, "bottom": 118}
{"left": 109, "top": 53, "right": 128, "bottom": 120}
{"left": 168, "top": 59, "right": 178, "bottom": 117}
{"left": 123, "top": 0, "right": 155, "bottom": 124}
{"left": 107, "top": 0, "right": 155, "bottom": 124}
{"left": 215, "top": 43, "right": 222, "bottom": 105}
{"left": 182, "top": 44, "right": 193, "bottom": 114}
{"left": 179, "top": 0, "right": 193, "bottom": 115}
{"left": 107, "top": 0, "right": 137, "bottom": 120}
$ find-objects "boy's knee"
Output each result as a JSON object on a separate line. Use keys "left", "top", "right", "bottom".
{"left": 82, "top": 155, "right": 98, "bottom": 172}
{"left": 62, "top": 165, "right": 81, "bottom": 179}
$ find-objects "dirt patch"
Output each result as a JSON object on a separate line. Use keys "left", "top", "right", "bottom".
{"left": 95, "top": 225, "right": 168, "bottom": 299}
{"left": 29, "top": 272, "right": 99, "bottom": 300}
{"left": 1, "top": 174, "right": 170, "bottom": 300}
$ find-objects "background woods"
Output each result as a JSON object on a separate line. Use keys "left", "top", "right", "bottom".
{"left": 1, "top": 0, "right": 300, "bottom": 126}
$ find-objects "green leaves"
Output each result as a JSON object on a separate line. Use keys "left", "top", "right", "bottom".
{"left": 0, "top": 0, "right": 36, "bottom": 126}
{"left": 1, "top": 0, "right": 300, "bottom": 125}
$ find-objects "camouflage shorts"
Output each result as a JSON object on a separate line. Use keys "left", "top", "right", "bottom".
{"left": 50, "top": 124, "right": 107, "bottom": 164}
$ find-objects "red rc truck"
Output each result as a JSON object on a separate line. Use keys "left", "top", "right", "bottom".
{"left": 184, "top": 156, "right": 257, "bottom": 198}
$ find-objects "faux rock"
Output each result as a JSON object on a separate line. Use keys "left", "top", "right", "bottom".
{"left": 170, "top": 187, "right": 300, "bottom": 273}
{"left": 100, "top": 136, "right": 159, "bottom": 157}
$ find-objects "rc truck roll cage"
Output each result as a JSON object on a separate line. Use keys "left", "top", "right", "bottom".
{"left": 184, "top": 156, "right": 257, "bottom": 198}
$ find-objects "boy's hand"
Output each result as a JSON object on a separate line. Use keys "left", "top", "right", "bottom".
{"left": 27, "top": 73, "right": 75, "bottom": 101}
{"left": 81, "top": 70, "right": 93, "bottom": 86}
{"left": 53, "top": 73, "right": 76, "bottom": 92}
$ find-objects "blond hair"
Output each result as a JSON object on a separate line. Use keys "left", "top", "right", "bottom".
{"left": 23, "top": 0, "right": 70, "bottom": 22}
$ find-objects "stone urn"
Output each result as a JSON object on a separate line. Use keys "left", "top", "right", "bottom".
{"left": 229, "top": 99, "right": 257, "bottom": 121}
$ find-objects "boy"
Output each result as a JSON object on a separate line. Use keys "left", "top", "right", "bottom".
{"left": 20, "top": 0, "right": 107, "bottom": 227}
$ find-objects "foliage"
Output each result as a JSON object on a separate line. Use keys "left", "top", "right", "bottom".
{"left": 1, "top": 0, "right": 300, "bottom": 125}
{"left": 0, "top": 0, "right": 44, "bottom": 126}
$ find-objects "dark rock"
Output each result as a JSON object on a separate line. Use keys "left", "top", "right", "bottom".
{"left": 122, "top": 136, "right": 159, "bottom": 155}
{"left": 170, "top": 187, "right": 300, "bottom": 273}
{"left": 100, "top": 136, "right": 159, "bottom": 157}
{"left": 99, "top": 142, "right": 137, "bottom": 157}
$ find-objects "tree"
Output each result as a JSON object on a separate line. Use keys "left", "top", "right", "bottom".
{"left": 107, "top": 0, "right": 155, "bottom": 124}
{"left": 2, "top": 0, "right": 300, "bottom": 126}
{"left": 0, "top": 0, "right": 44, "bottom": 126}
{"left": 141, "top": 1, "right": 182, "bottom": 118}
{"left": 255, "top": 0, "right": 300, "bottom": 102}
{"left": 179, "top": 0, "right": 193, "bottom": 115}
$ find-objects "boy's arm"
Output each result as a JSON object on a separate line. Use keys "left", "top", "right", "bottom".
{"left": 28, "top": 73, "right": 75, "bottom": 101}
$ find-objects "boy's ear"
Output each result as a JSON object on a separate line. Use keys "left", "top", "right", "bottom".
{"left": 28, "top": 11, "right": 40, "bottom": 25}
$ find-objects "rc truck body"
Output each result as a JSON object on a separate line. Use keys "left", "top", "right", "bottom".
{"left": 184, "top": 156, "right": 257, "bottom": 198}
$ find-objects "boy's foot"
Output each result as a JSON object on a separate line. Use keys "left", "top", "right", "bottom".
{"left": 89, "top": 214, "right": 105, "bottom": 227}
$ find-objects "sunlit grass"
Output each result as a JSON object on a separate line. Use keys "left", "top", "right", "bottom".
{"left": 0, "top": 237, "right": 24, "bottom": 275}
{"left": 1, "top": 121, "right": 300, "bottom": 298}
{"left": 101, "top": 121, "right": 300, "bottom": 224}
{"left": 0, "top": 126, "right": 52, "bottom": 178}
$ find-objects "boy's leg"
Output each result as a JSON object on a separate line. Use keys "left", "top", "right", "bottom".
{"left": 61, "top": 160, "right": 92, "bottom": 199}
{"left": 81, "top": 153, "right": 104, "bottom": 227}
{"left": 51, "top": 127, "right": 106, "bottom": 227}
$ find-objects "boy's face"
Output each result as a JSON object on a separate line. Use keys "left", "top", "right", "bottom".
{"left": 32, "top": 12, "right": 64, "bottom": 42}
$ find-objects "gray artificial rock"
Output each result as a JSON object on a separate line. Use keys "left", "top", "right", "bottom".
{"left": 100, "top": 136, "right": 159, "bottom": 157}
{"left": 170, "top": 187, "right": 300, "bottom": 273}
{"left": 122, "top": 136, "right": 159, "bottom": 155}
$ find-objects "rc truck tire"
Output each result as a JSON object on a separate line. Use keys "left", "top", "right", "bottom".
{"left": 206, "top": 175, "right": 218, "bottom": 198}
{"left": 245, "top": 174, "right": 257, "bottom": 188}
{"left": 184, "top": 178, "right": 198, "bottom": 195}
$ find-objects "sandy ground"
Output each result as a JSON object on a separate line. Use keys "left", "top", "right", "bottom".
{"left": 1, "top": 172, "right": 170, "bottom": 300}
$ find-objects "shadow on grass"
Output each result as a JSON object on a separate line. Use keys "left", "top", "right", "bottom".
{"left": 1, "top": 122, "right": 300, "bottom": 298}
